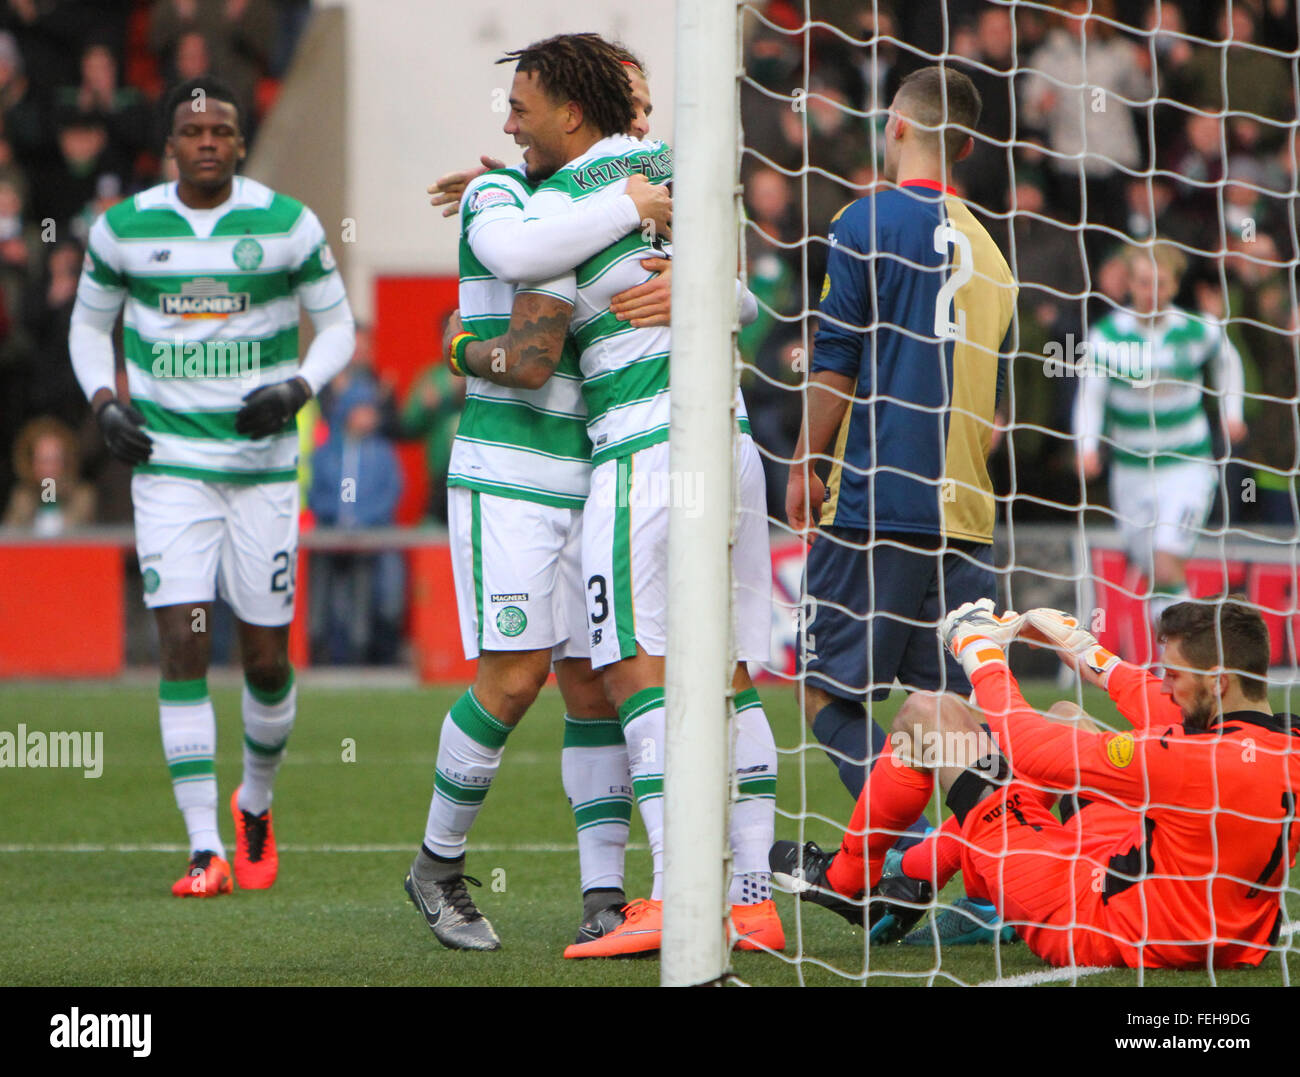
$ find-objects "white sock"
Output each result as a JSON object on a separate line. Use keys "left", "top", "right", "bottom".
{"left": 619, "top": 687, "right": 665, "bottom": 900}
{"left": 729, "top": 688, "right": 776, "bottom": 905}
{"left": 239, "top": 669, "right": 296, "bottom": 816}
{"left": 160, "top": 678, "right": 222, "bottom": 858}
{"left": 423, "top": 689, "right": 511, "bottom": 859}
{"left": 561, "top": 715, "right": 632, "bottom": 893}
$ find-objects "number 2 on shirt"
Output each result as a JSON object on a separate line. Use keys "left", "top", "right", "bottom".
{"left": 932, "top": 222, "right": 973, "bottom": 342}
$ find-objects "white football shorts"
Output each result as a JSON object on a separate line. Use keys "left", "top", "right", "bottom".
{"left": 582, "top": 435, "right": 772, "bottom": 671}
{"left": 448, "top": 486, "right": 587, "bottom": 660}
{"left": 131, "top": 472, "right": 299, "bottom": 626}
{"left": 1110, "top": 458, "right": 1217, "bottom": 567}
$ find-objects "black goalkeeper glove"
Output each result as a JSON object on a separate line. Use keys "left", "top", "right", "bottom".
{"left": 95, "top": 399, "right": 153, "bottom": 466}
{"left": 235, "top": 377, "right": 311, "bottom": 439}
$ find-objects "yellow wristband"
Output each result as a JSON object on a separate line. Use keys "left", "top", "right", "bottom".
{"left": 448, "top": 332, "right": 475, "bottom": 376}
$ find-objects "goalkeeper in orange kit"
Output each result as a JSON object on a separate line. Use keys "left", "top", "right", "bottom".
{"left": 772, "top": 597, "right": 1299, "bottom": 969}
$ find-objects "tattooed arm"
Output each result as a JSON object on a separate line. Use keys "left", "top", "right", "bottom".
{"left": 446, "top": 290, "right": 575, "bottom": 391}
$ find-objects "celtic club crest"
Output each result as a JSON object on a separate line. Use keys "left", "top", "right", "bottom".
{"left": 496, "top": 606, "right": 527, "bottom": 638}
{"left": 232, "top": 237, "right": 264, "bottom": 271}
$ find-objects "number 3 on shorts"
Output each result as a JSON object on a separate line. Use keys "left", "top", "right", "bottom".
{"left": 588, "top": 574, "right": 609, "bottom": 625}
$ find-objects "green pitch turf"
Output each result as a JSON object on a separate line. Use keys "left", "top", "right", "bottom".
{"left": 0, "top": 681, "right": 1295, "bottom": 987}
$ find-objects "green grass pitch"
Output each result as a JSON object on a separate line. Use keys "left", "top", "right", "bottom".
{"left": 1, "top": 681, "right": 1295, "bottom": 987}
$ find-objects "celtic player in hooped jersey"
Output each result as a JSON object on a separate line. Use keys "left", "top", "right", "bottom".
{"left": 405, "top": 39, "right": 686, "bottom": 953}
{"left": 68, "top": 78, "right": 355, "bottom": 898}
{"left": 451, "top": 34, "right": 782, "bottom": 959}
{"left": 405, "top": 155, "right": 671, "bottom": 951}
{"left": 1074, "top": 243, "right": 1245, "bottom": 628}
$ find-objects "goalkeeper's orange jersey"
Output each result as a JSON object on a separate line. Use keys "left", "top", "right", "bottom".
{"left": 973, "top": 662, "right": 1300, "bottom": 968}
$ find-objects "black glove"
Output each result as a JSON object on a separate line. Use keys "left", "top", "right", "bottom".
{"left": 95, "top": 399, "right": 153, "bottom": 466}
{"left": 235, "top": 378, "right": 311, "bottom": 439}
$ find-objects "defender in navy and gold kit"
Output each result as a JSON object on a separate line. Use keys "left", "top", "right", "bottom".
{"left": 788, "top": 66, "right": 1017, "bottom": 804}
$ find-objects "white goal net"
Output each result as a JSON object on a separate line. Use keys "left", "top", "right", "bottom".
{"left": 680, "top": 0, "right": 1300, "bottom": 987}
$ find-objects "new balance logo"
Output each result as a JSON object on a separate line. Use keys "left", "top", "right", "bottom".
{"left": 149, "top": 249, "right": 170, "bottom": 262}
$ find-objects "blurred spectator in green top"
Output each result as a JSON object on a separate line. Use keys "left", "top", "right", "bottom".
{"left": 398, "top": 345, "right": 464, "bottom": 526}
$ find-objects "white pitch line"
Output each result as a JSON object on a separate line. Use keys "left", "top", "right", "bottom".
{"left": 979, "top": 966, "right": 1112, "bottom": 987}
{"left": 6, "top": 843, "right": 1297, "bottom": 950}
{"left": 980, "top": 925, "right": 1300, "bottom": 986}
{"left": 0, "top": 842, "right": 647, "bottom": 854}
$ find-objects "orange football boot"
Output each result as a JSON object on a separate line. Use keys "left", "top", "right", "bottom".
{"left": 171, "top": 851, "right": 233, "bottom": 897}
{"left": 230, "top": 787, "right": 278, "bottom": 889}
{"left": 730, "top": 898, "right": 785, "bottom": 952}
{"left": 563, "top": 898, "right": 662, "bottom": 958}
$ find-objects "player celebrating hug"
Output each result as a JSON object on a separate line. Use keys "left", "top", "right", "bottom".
{"left": 773, "top": 597, "right": 1299, "bottom": 969}
{"left": 404, "top": 40, "right": 674, "bottom": 952}
{"left": 451, "top": 33, "right": 781, "bottom": 958}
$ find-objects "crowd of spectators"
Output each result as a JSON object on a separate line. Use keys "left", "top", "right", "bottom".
{"left": 0, "top": 0, "right": 310, "bottom": 529}
{"left": 739, "top": 0, "right": 1300, "bottom": 528}
{"left": 2, "top": 1, "right": 1298, "bottom": 663}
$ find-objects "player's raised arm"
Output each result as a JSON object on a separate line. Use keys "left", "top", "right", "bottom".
{"left": 609, "top": 261, "right": 758, "bottom": 329}
{"left": 428, "top": 155, "right": 507, "bottom": 217}
{"left": 1020, "top": 607, "right": 1181, "bottom": 730}
{"left": 1019, "top": 607, "right": 1121, "bottom": 688}
{"left": 469, "top": 172, "right": 670, "bottom": 284}
{"left": 609, "top": 256, "right": 671, "bottom": 326}
{"left": 943, "top": 603, "right": 1161, "bottom": 807}
{"left": 446, "top": 281, "right": 575, "bottom": 391}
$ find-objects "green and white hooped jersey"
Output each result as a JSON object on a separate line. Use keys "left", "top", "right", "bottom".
{"left": 76, "top": 177, "right": 345, "bottom": 484}
{"left": 1081, "top": 307, "right": 1244, "bottom": 467}
{"left": 449, "top": 168, "right": 591, "bottom": 509}
{"left": 522, "top": 135, "right": 751, "bottom": 467}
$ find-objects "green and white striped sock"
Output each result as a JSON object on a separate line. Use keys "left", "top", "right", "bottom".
{"left": 160, "top": 678, "right": 222, "bottom": 858}
{"left": 422, "top": 689, "right": 512, "bottom": 859}
{"left": 619, "top": 687, "right": 665, "bottom": 900}
{"left": 239, "top": 669, "right": 296, "bottom": 816}
{"left": 561, "top": 715, "right": 632, "bottom": 893}
{"left": 729, "top": 688, "right": 776, "bottom": 905}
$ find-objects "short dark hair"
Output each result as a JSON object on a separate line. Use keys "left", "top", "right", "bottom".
{"left": 1159, "top": 596, "right": 1271, "bottom": 701}
{"left": 894, "top": 66, "right": 982, "bottom": 163}
{"left": 608, "top": 42, "right": 646, "bottom": 76}
{"left": 163, "top": 76, "right": 242, "bottom": 135}
{"left": 498, "top": 33, "right": 634, "bottom": 138}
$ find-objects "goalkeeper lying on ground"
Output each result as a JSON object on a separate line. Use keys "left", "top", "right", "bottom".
{"left": 772, "top": 597, "right": 1299, "bottom": 969}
